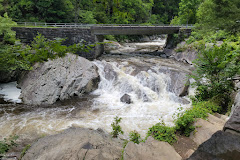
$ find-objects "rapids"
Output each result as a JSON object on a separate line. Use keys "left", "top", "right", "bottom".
{"left": 0, "top": 37, "right": 194, "bottom": 141}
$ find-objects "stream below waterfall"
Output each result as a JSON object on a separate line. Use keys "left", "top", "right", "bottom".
{"left": 0, "top": 37, "right": 195, "bottom": 142}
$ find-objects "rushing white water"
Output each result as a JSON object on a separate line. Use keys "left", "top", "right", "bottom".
{"left": 0, "top": 82, "right": 22, "bottom": 103}
{"left": 105, "top": 36, "right": 167, "bottom": 54}
{"left": 0, "top": 38, "right": 194, "bottom": 141}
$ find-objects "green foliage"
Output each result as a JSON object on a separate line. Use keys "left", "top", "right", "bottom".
{"left": 20, "top": 144, "right": 31, "bottom": 159}
{"left": 147, "top": 120, "right": 177, "bottom": 144}
{"left": 78, "top": 10, "right": 97, "bottom": 24}
{"left": 111, "top": 116, "right": 124, "bottom": 138}
{"left": 174, "top": 101, "right": 221, "bottom": 136}
{"left": 129, "top": 131, "right": 141, "bottom": 144}
{"left": 0, "top": 135, "right": 18, "bottom": 156}
{"left": 0, "top": 13, "right": 17, "bottom": 44}
{"left": 197, "top": 0, "right": 240, "bottom": 34}
{"left": 152, "top": 0, "right": 180, "bottom": 24}
{"left": 8, "top": 0, "right": 74, "bottom": 23}
{"left": 171, "top": 0, "right": 201, "bottom": 25}
{"left": 0, "top": 33, "right": 95, "bottom": 72}
{"left": 120, "top": 139, "right": 129, "bottom": 160}
{"left": 192, "top": 40, "right": 240, "bottom": 106}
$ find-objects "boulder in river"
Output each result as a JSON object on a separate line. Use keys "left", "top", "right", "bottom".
{"left": 159, "top": 66, "right": 190, "bottom": 97}
{"left": 103, "top": 63, "right": 118, "bottom": 81}
{"left": 18, "top": 53, "right": 100, "bottom": 105}
{"left": 22, "top": 128, "right": 123, "bottom": 160}
{"left": 120, "top": 94, "right": 132, "bottom": 104}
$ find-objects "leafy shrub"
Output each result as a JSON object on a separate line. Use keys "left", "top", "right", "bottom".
{"left": 0, "top": 33, "right": 95, "bottom": 72}
{"left": 192, "top": 40, "right": 240, "bottom": 107}
{"left": 174, "top": 101, "right": 221, "bottom": 136}
{"left": 129, "top": 131, "right": 141, "bottom": 144}
{"left": 111, "top": 116, "right": 124, "bottom": 138}
{"left": 147, "top": 121, "right": 177, "bottom": 145}
{"left": 0, "top": 13, "right": 17, "bottom": 44}
{"left": 0, "top": 135, "right": 18, "bottom": 156}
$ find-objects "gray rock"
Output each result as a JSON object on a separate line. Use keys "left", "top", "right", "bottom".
{"left": 18, "top": 53, "right": 99, "bottom": 105}
{"left": 22, "top": 128, "right": 123, "bottom": 160}
{"left": 120, "top": 94, "right": 132, "bottom": 104}
{"left": 103, "top": 64, "right": 118, "bottom": 81}
{"left": 190, "top": 114, "right": 226, "bottom": 146}
{"left": 224, "top": 105, "right": 240, "bottom": 135}
{"left": 159, "top": 67, "right": 190, "bottom": 97}
{"left": 174, "top": 49, "right": 198, "bottom": 65}
{"left": 188, "top": 131, "right": 240, "bottom": 160}
{"left": 123, "top": 136, "right": 182, "bottom": 160}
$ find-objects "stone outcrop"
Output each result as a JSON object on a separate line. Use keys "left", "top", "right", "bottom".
{"left": 224, "top": 106, "right": 240, "bottom": 135}
{"left": 188, "top": 131, "right": 240, "bottom": 160}
{"left": 159, "top": 66, "right": 190, "bottom": 97}
{"left": 22, "top": 128, "right": 123, "bottom": 160}
{"left": 123, "top": 136, "right": 182, "bottom": 160}
{"left": 18, "top": 53, "right": 100, "bottom": 105}
{"left": 190, "top": 114, "right": 227, "bottom": 146}
{"left": 224, "top": 82, "right": 240, "bottom": 135}
{"left": 163, "top": 48, "right": 197, "bottom": 65}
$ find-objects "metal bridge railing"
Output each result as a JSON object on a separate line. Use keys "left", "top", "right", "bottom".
{"left": 16, "top": 22, "right": 194, "bottom": 28}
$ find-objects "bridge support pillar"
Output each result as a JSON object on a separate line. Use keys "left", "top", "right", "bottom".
{"left": 94, "top": 35, "right": 104, "bottom": 58}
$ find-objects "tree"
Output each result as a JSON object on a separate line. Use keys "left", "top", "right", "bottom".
{"left": 7, "top": 0, "right": 74, "bottom": 22}
{"left": 152, "top": 0, "right": 181, "bottom": 24}
{"left": 192, "top": 40, "right": 240, "bottom": 107}
{"left": 197, "top": 0, "right": 240, "bottom": 34}
{"left": 0, "top": 13, "right": 16, "bottom": 44}
{"left": 171, "top": 0, "right": 201, "bottom": 25}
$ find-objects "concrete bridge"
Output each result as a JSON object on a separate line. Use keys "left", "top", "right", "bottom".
{"left": 91, "top": 25, "right": 191, "bottom": 35}
{"left": 13, "top": 23, "right": 192, "bottom": 59}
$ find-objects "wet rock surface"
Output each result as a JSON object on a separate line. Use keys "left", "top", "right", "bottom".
{"left": 158, "top": 66, "right": 190, "bottom": 97}
{"left": 120, "top": 94, "right": 132, "bottom": 104}
{"left": 188, "top": 131, "right": 240, "bottom": 160}
{"left": 103, "top": 63, "right": 118, "bottom": 81}
{"left": 18, "top": 53, "right": 99, "bottom": 105}
{"left": 123, "top": 136, "right": 182, "bottom": 160}
{"left": 22, "top": 128, "right": 123, "bottom": 160}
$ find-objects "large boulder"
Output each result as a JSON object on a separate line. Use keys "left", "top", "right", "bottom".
{"left": 22, "top": 128, "right": 123, "bottom": 160}
{"left": 159, "top": 66, "right": 190, "bottom": 97}
{"left": 224, "top": 80, "right": 240, "bottom": 135}
{"left": 188, "top": 131, "right": 240, "bottom": 160}
{"left": 123, "top": 136, "right": 182, "bottom": 160}
{"left": 18, "top": 53, "right": 100, "bottom": 105}
{"left": 190, "top": 114, "right": 226, "bottom": 146}
{"left": 224, "top": 94, "right": 240, "bottom": 135}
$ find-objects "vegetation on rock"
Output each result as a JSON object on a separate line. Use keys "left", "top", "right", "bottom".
{"left": 111, "top": 116, "right": 124, "bottom": 138}
{"left": 0, "top": 135, "right": 18, "bottom": 157}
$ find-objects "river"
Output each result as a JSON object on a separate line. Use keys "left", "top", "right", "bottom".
{"left": 0, "top": 36, "right": 194, "bottom": 142}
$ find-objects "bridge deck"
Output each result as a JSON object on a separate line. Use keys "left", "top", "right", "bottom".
{"left": 91, "top": 26, "right": 191, "bottom": 35}
{"left": 16, "top": 22, "right": 192, "bottom": 35}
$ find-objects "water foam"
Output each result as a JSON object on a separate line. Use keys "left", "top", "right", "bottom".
{"left": 0, "top": 82, "right": 22, "bottom": 103}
